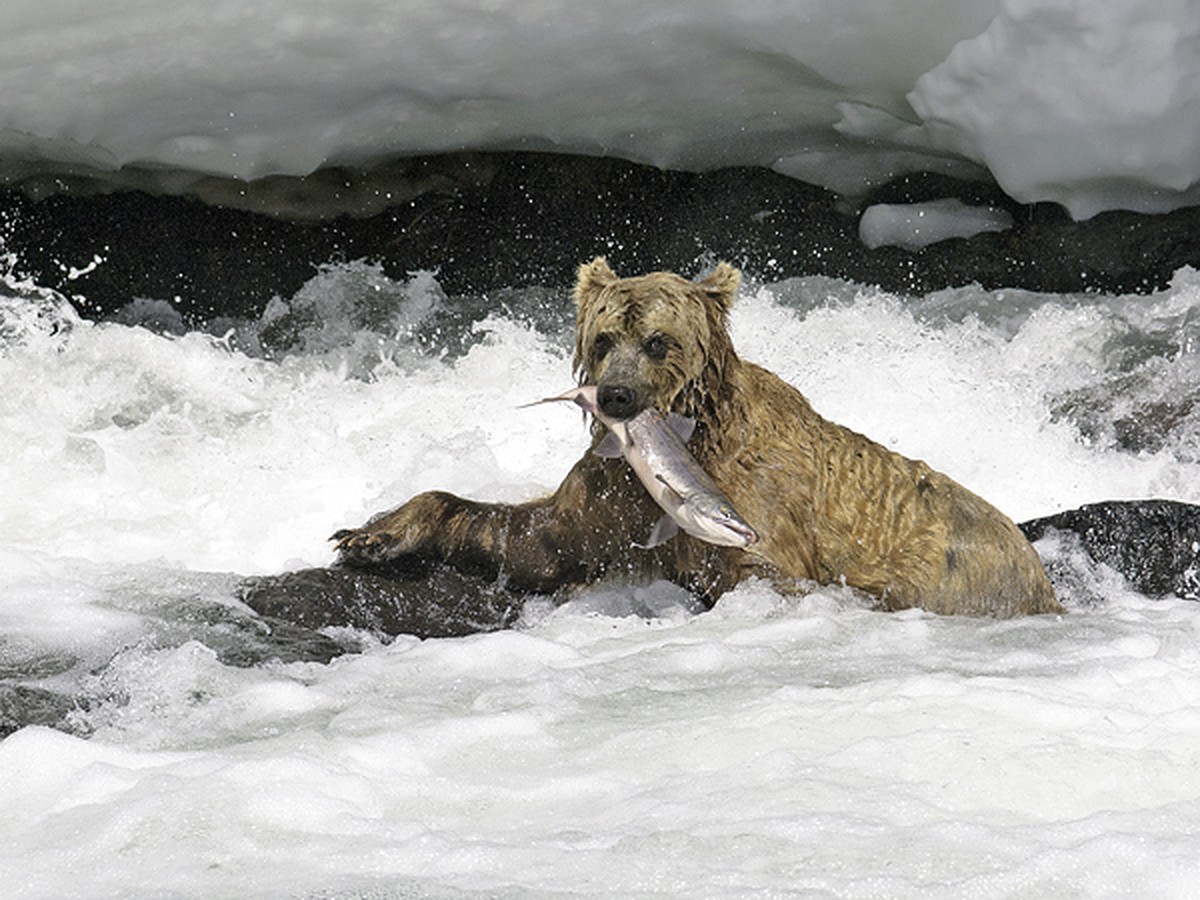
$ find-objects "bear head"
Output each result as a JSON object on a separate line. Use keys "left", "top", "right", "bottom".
{"left": 572, "top": 257, "right": 741, "bottom": 421}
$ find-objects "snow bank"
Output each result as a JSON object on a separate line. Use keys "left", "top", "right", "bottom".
{"left": 3, "top": 0, "right": 1199, "bottom": 218}
{"left": 906, "top": 0, "right": 1200, "bottom": 218}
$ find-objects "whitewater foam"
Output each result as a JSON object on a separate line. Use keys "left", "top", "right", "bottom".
{"left": 4, "top": 263, "right": 1200, "bottom": 897}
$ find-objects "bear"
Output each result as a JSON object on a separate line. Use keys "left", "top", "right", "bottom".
{"left": 333, "top": 257, "right": 1062, "bottom": 617}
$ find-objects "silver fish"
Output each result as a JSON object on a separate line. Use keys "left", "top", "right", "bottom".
{"left": 532, "top": 385, "right": 759, "bottom": 549}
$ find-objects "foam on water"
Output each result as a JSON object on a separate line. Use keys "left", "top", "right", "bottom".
{"left": 4, "top": 263, "right": 1200, "bottom": 897}
{"left": 0, "top": 264, "right": 578, "bottom": 574}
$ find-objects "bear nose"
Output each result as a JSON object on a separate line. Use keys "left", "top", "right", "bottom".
{"left": 597, "top": 384, "right": 640, "bottom": 420}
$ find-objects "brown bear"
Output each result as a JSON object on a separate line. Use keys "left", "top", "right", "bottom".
{"left": 334, "top": 258, "right": 1061, "bottom": 617}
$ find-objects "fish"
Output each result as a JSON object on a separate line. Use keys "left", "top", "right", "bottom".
{"left": 529, "top": 385, "right": 759, "bottom": 549}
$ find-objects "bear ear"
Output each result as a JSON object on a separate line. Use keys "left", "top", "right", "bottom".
{"left": 574, "top": 257, "right": 618, "bottom": 307}
{"left": 700, "top": 262, "right": 740, "bottom": 311}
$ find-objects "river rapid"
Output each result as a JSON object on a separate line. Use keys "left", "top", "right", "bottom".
{"left": 3, "top": 261, "right": 1200, "bottom": 897}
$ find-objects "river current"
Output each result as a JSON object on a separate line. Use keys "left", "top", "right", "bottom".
{"left": 3, "top": 260, "right": 1200, "bottom": 897}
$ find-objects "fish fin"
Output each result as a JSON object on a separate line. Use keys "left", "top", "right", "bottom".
{"left": 642, "top": 515, "right": 679, "bottom": 548}
{"left": 665, "top": 412, "right": 695, "bottom": 442}
{"left": 593, "top": 432, "right": 624, "bottom": 459}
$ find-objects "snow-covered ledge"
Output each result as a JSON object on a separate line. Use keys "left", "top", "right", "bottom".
{"left": 3, "top": 0, "right": 1199, "bottom": 219}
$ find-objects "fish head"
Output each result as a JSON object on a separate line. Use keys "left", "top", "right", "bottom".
{"left": 687, "top": 495, "right": 760, "bottom": 548}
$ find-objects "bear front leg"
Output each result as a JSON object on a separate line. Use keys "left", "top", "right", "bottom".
{"left": 335, "top": 489, "right": 554, "bottom": 587}
{"left": 332, "top": 456, "right": 634, "bottom": 593}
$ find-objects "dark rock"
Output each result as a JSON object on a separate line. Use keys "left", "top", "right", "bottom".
{"left": 0, "top": 684, "right": 78, "bottom": 739}
{"left": 238, "top": 565, "right": 522, "bottom": 640}
{"left": 164, "top": 598, "right": 350, "bottom": 667}
{"left": 1020, "top": 500, "right": 1200, "bottom": 600}
{"left": 0, "top": 599, "right": 350, "bottom": 738}
{"left": 4, "top": 152, "right": 1200, "bottom": 327}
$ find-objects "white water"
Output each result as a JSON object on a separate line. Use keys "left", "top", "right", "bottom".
{"left": 4, "top": 263, "right": 1200, "bottom": 898}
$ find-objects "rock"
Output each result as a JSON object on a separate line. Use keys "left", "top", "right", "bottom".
{"left": 238, "top": 565, "right": 522, "bottom": 640}
{"left": 1020, "top": 500, "right": 1200, "bottom": 601}
{"left": 4, "top": 153, "right": 1200, "bottom": 326}
{"left": 0, "top": 685, "right": 78, "bottom": 739}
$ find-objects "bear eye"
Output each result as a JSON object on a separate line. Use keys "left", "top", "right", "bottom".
{"left": 593, "top": 333, "right": 615, "bottom": 360}
{"left": 643, "top": 334, "right": 669, "bottom": 362}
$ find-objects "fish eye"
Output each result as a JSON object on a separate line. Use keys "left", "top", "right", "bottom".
{"left": 593, "top": 333, "right": 615, "bottom": 360}
{"left": 644, "top": 334, "right": 669, "bottom": 362}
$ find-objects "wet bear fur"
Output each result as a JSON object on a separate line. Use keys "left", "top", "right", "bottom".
{"left": 334, "top": 258, "right": 1060, "bottom": 617}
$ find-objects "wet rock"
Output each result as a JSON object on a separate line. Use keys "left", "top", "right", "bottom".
{"left": 3, "top": 152, "right": 1200, "bottom": 326}
{"left": 0, "top": 684, "right": 78, "bottom": 739}
{"left": 239, "top": 565, "right": 522, "bottom": 640}
{"left": 1020, "top": 500, "right": 1200, "bottom": 601}
{"left": 164, "top": 598, "right": 350, "bottom": 667}
{"left": 0, "top": 599, "right": 349, "bottom": 738}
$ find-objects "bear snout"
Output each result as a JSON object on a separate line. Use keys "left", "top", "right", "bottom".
{"left": 597, "top": 384, "right": 642, "bottom": 420}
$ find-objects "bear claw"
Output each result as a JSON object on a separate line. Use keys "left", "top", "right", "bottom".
{"left": 331, "top": 529, "right": 379, "bottom": 552}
